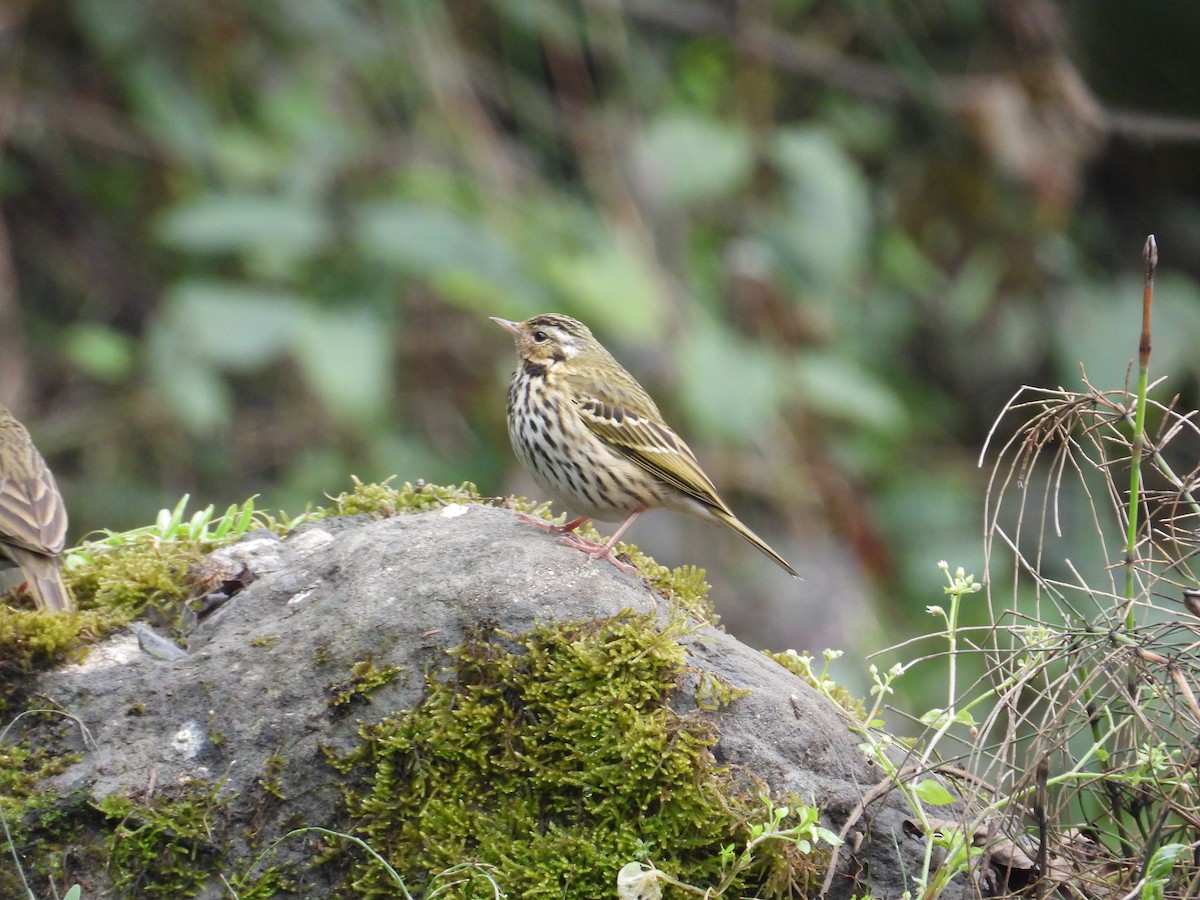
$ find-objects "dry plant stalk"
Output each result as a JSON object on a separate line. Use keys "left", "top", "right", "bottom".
{"left": 960, "top": 324, "right": 1200, "bottom": 891}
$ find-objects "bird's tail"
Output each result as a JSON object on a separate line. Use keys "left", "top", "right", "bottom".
{"left": 8, "top": 545, "right": 74, "bottom": 611}
{"left": 712, "top": 509, "right": 800, "bottom": 578}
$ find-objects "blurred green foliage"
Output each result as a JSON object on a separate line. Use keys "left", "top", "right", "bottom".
{"left": 4, "top": 0, "right": 1200, "bottom": 664}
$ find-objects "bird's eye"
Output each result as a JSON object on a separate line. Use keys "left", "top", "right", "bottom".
{"left": 532, "top": 331, "right": 548, "bottom": 343}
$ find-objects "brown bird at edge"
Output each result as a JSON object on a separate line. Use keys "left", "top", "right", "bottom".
{"left": 0, "top": 405, "right": 73, "bottom": 611}
{"left": 492, "top": 313, "right": 799, "bottom": 577}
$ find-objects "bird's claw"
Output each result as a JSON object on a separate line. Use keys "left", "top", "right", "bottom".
{"left": 555, "top": 533, "right": 639, "bottom": 574}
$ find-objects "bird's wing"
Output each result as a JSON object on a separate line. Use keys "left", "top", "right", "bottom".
{"left": 566, "top": 373, "right": 730, "bottom": 514}
{"left": 0, "top": 461, "right": 68, "bottom": 556}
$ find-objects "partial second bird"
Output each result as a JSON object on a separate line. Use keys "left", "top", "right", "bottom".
{"left": 493, "top": 313, "right": 799, "bottom": 577}
{"left": 0, "top": 405, "right": 73, "bottom": 612}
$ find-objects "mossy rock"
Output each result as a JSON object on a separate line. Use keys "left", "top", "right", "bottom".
{"left": 5, "top": 493, "right": 961, "bottom": 898}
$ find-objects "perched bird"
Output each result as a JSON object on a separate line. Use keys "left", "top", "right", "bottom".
{"left": 492, "top": 313, "right": 799, "bottom": 577}
{"left": 0, "top": 405, "right": 73, "bottom": 611}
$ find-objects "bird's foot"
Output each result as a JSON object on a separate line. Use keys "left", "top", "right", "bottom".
{"left": 555, "top": 532, "right": 640, "bottom": 575}
{"left": 516, "top": 511, "right": 641, "bottom": 574}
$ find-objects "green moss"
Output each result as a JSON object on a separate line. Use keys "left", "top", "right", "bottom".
{"left": 313, "top": 643, "right": 334, "bottom": 666}
{"left": 319, "top": 476, "right": 482, "bottom": 518}
{"left": 327, "top": 659, "right": 406, "bottom": 713}
{"left": 69, "top": 535, "right": 203, "bottom": 620}
{"left": 0, "top": 608, "right": 112, "bottom": 711}
{"left": 0, "top": 608, "right": 96, "bottom": 672}
{"left": 695, "top": 671, "right": 751, "bottom": 710}
{"left": 334, "top": 613, "right": 822, "bottom": 898}
{"left": 249, "top": 633, "right": 280, "bottom": 648}
{"left": 208, "top": 709, "right": 227, "bottom": 747}
{"left": 99, "top": 784, "right": 226, "bottom": 897}
{"left": 258, "top": 753, "right": 287, "bottom": 800}
{"left": 0, "top": 737, "right": 83, "bottom": 896}
{"left": 98, "top": 782, "right": 291, "bottom": 898}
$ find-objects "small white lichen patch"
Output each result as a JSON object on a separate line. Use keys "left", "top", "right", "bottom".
{"left": 171, "top": 722, "right": 206, "bottom": 759}
{"left": 440, "top": 504, "right": 470, "bottom": 518}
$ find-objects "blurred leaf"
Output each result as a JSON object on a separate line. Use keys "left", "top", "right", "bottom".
{"left": 878, "top": 466, "right": 985, "bottom": 604}
{"left": 209, "top": 128, "right": 295, "bottom": 184}
{"left": 73, "top": 0, "right": 147, "bottom": 52}
{"left": 543, "top": 240, "right": 666, "bottom": 338}
{"left": 794, "top": 353, "right": 907, "bottom": 433}
{"left": 633, "top": 113, "right": 752, "bottom": 206}
{"left": 356, "top": 202, "right": 543, "bottom": 312}
{"left": 675, "top": 37, "right": 736, "bottom": 110}
{"left": 63, "top": 324, "right": 134, "bottom": 383}
{"left": 290, "top": 306, "right": 391, "bottom": 424}
{"left": 151, "top": 359, "right": 232, "bottom": 433}
{"left": 494, "top": 0, "right": 581, "bottom": 40}
{"left": 944, "top": 248, "right": 1005, "bottom": 328}
{"left": 1057, "top": 273, "right": 1200, "bottom": 391}
{"left": 158, "top": 193, "right": 330, "bottom": 260}
{"left": 877, "top": 230, "right": 942, "bottom": 297}
{"left": 767, "top": 127, "right": 872, "bottom": 290}
{"left": 125, "top": 58, "right": 214, "bottom": 163}
{"left": 678, "top": 322, "right": 778, "bottom": 441}
{"left": 155, "top": 281, "right": 308, "bottom": 372}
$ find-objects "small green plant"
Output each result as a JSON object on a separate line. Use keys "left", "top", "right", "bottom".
{"left": 617, "top": 797, "right": 841, "bottom": 897}
{"left": 789, "top": 561, "right": 998, "bottom": 897}
{"left": 73, "top": 494, "right": 289, "bottom": 553}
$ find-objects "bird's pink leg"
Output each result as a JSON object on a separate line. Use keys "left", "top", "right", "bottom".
{"left": 516, "top": 510, "right": 644, "bottom": 574}
{"left": 555, "top": 510, "right": 643, "bottom": 574}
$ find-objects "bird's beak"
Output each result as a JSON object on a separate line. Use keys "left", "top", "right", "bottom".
{"left": 490, "top": 317, "right": 521, "bottom": 337}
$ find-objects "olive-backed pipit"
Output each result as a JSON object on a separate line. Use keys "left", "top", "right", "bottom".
{"left": 493, "top": 314, "right": 798, "bottom": 577}
{"left": 0, "top": 405, "right": 73, "bottom": 611}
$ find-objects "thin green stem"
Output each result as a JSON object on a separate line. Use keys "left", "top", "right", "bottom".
{"left": 1124, "top": 235, "right": 1157, "bottom": 629}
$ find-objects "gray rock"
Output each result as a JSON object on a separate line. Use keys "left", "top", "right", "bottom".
{"left": 31, "top": 504, "right": 966, "bottom": 898}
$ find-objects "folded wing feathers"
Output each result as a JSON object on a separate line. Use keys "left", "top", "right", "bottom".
{"left": 0, "top": 466, "right": 67, "bottom": 556}
{"left": 576, "top": 396, "right": 730, "bottom": 514}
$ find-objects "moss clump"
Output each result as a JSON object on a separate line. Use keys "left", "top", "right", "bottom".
{"left": 70, "top": 535, "right": 204, "bottom": 619}
{"left": 99, "top": 785, "right": 226, "bottom": 898}
{"left": 0, "top": 737, "right": 83, "bottom": 896}
{"left": 0, "top": 608, "right": 114, "bottom": 711}
{"left": 320, "top": 476, "right": 481, "bottom": 518}
{"left": 334, "top": 613, "right": 819, "bottom": 898}
{"left": 327, "top": 659, "right": 405, "bottom": 713}
{"left": 99, "top": 782, "right": 290, "bottom": 898}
